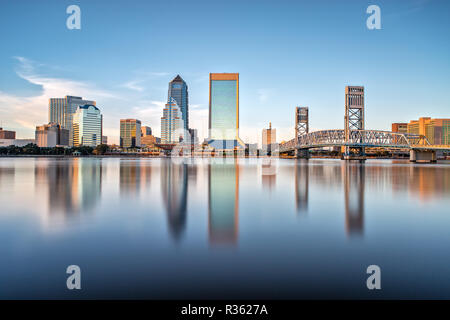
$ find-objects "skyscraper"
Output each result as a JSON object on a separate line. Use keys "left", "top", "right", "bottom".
{"left": 161, "top": 98, "right": 184, "bottom": 144}
{"left": 49, "top": 95, "right": 96, "bottom": 146}
{"left": 168, "top": 75, "right": 189, "bottom": 130}
{"left": 208, "top": 73, "right": 244, "bottom": 149}
{"left": 120, "top": 119, "right": 141, "bottom": 148}
{"left": 73, "top": 105, "right": 102, "bottom": 147}
{"left": 262, "top": 122, "right": 277, "bottom": 155}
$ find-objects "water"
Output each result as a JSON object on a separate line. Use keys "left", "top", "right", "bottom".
{"left": 0, "top": 157, "right": 450, "bottom": 299}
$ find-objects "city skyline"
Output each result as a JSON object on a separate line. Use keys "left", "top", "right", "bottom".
{"left": 1, "top": 0, "right": 450, "bottom": 145}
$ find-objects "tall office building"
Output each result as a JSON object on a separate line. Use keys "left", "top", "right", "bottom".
{"left": 35, "top": 123, "right": 69, "bottom": 147}
{"left": 48, "top": 95, "right": 96, "bottom": 146}
{"left": 407, "top": 117, "right": 450, "bottom": 145}
{"left": 208, "top": 73, "right": 244, "bottom": 149}
{"left": 161, "top": 98, "right": 183, "bottom": 144}
{"left": 73, "top": 105, "right": 102, "bottom": 147}
{"left": 120, "top": 119, "right": 141, "bottom": 148}
{"left": 168, "top": 75, "right": 189, "bottom": 130}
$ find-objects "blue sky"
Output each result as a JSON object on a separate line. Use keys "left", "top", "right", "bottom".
{"left": 0, "top": 0, "right": 449, "bottom": 144}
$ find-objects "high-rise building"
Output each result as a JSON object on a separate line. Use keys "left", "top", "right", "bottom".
{"left": 48, "top": 95, "right": 96, "bottom": 146}
{"left": 262, "top": 122, "right": 276, "bottom": 146}
{"left": 168, "top": 75, "right": 189, "bottom": 130}
{"left": 141, "top": 126, "right": 152, "bottom": 137}
{"left": 120, "top": 119, "right": 141, "bottom": 148}
{"left": 188, "top": 128, "right": 199, "bottom": 144}
{"left": 161, "top": 98, "right": 184, "bottom": 144}
{"left": 208, "top": 73, "right": 244, "bottom": 149}
{"left": 35, "top": 123, "right": 69, "bottom": 147}
{"left": 0, "top": 128, "right": 16, "bottom": 139}
{"left": 73, "top": 105, "right": 103, "bottom": 147}
{"left": 392, "top": 123, "right": 408, "bottom": 134}
{"left": 407, "top": 117, "right": 450, "bottom": 145}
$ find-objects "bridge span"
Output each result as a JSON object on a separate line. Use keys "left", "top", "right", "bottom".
{"left": 280, "top": 129, "right": 450, "bottom": 162}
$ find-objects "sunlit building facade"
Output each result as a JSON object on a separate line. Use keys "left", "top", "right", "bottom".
{"left": 0, "top": 128, "right": 16, "bottom": 139}
{"left": 120, "top": 119, "right": 141, "bottom": 148}
{"left": 73, "top": 105, "right": 102, "bottom": 147}
{"left": 208, "top": 73, "right": 244, "bottom": 149}
{"left": 392, "top": 123, "right": 408, "bottom": 134}
{"left": 407, "top": 117, "right": 450, "bottom": 145}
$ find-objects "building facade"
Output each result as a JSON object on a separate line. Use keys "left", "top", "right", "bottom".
{"left": 141, "top": 126, "right": 152, "bottom": 137}
{"left": 73, "top": 105, "right": 102, "bottom": 147}
{"left": 262, "top": 122, "right": 276, "bottom": 146}
{"left": 168, "top": 75, "right": 189, "bottom": 131}
{"left": 35, "top": 123, "right": 69, "bottom": 147}
{"left": 208, "top": 73, "right": 244, "bottom": 149}
{"left": 48, "top": 95, "right": 96, "bottom": 146}
{"left": 120, "top": 119, "right": 141, "bottom": 148}
{"left": 0, "top": 128, "right": 16, "bottom": 139}
{"left": 392, "top": 123, "right": 408, "bottom": 134}
{"left": 407, "top": 117, "right": 450, "bottom": 145}
{"left": 161, "top": 98, "right": 183, "bottom": 144}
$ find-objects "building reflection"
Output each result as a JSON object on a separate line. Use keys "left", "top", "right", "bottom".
{"left": 208, "top": 160, "right": 239, "bottom": 245}
{"left": 343, "top": 163, "right": 365, "bottom": 236}
{"left": 161, "top": 160, "right": 188, "bottom": 241}
{"left": 261, "top": 159, "right": 276, "bottom": 191}
{"left": 295, "top": 160, "right": 309, "bottom": 214}
{"left": 119, "top": 161, "right": 152, "bottom": 196}
{"left": 35, "top": 159, "right": 102, "bottom": 216}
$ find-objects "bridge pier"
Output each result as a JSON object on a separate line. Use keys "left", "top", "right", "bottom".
{"left": 295, "top": 149, "right": 310, "bottom": 159}
{"left": 410, "top": 149, "right": 437, "bottom": 163}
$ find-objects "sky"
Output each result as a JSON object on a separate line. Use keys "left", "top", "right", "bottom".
{"left": 0, "top": 0, "right": 449, "bottom": 145}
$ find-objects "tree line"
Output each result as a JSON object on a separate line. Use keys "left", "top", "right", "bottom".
{"left": 0, "top": 143, "right": 110, "bottom": 155}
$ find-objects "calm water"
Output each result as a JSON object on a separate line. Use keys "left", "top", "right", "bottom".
{"left": 0, "top": 157, "right": 450, "bottom": 299}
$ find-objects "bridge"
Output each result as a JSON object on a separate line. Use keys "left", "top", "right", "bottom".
{"left": 279, "top": 87, "right": 450, "bottom": 162}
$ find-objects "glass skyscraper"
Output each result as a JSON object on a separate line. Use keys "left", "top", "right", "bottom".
{"left": 208, "top": 73, "right": 244, "bottom": 149}
{"left": 72, "top": 105, "right": 102, "bottom": 147}
{"left": 168, "top": 75, "right": 189, "bottom": 131}
{"left": 49, "top": 95, "right": 96, "bottom": 146}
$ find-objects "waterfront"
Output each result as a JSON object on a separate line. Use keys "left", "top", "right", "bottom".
{"left": 1, "top": 157, "right": 450, "bottom": 299}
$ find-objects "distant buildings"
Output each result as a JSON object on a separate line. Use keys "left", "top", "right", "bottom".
{"left": 49, "top": 95, "right": 96, "bottom": 146}
{"left": 188, "top": 128, "right": 199, "bottom": 145}
{"left": 120, "top": 119, "right": 141, "bottom": 148}
{"left": 262, "top": 122, "right": 277, "bottom": 154}
{"left": 73, "top": 105, "right": 103, "bottom": 147}
{"left": 102, "top": 136, "right": 108, "bottom": 145}
{"left": 35, "top": 123, "right": 69, "bottom": 147}
{"left": 161, "top": 98, "right": 184, "bottom": 144}
{"left": 392, "top": 123, "right": 408, "bottom": 134}
{"left": 168, "top": 75, "right": 189, "bottom": 131}
{"left": 0, "top": 127, "right": 16, "bottom": 139}
{"left": 406, "top": 117, "right": 450, "bottom": 145}
{"left": 208, "top": 73, "right": 244, "bottom": 150}
{"left": 141, "top": 126, "right": 152, "bottom": 137}
{"left": 0, "top": 139, "right": 35, "bottom": 147}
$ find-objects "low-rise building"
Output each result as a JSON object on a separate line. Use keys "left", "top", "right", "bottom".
{"left": 35, "top": 123, "right": 69, "bottom": 147}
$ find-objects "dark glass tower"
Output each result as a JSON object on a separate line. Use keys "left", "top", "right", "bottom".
{"left": 168, "top": 75, "right": 189, "bottom": 131}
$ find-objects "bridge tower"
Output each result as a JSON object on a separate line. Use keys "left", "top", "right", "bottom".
{"left": 344, "top": 86, "right": 366, "bottom": 160}
{"left": 295, "top": 107, "right": 310, "bottom": 159}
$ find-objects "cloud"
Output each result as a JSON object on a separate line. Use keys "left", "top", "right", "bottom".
{"left": 0, "top": 56, "right": 118, "bottom": 138}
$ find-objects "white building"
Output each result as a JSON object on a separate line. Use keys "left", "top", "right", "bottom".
{"left": 73, "top": 105, "right": 102, "bottom": 147}
{"left": 161, "top": 98, "right": 184, "bottom": 144}
{"left": 35, "top": 123, "right": 69, "bottom": 147}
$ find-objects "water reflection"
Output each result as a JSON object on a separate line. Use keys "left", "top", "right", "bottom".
{"left": 343, "top": 163, "right": 365, "bottom": 236}
{"left": 208, "top": 160, "right": 239, "bottom": 245}
{"left": 35, "top": 159, "right": 102, "bottom": 215}
{"left": 161, "top": 161, "right": 188, "bottom": 241}
{"left": 295, "top": 160, "right": 309, "bottom": 214}
{"left": 261, "top": 159, "right": 276, "bottom": 191}
{"left": 119, "top": 160, "right": 152, "bottom": 196}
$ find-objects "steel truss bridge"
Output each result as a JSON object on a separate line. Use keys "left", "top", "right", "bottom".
{"left": 280, "top": 129, "right": 450, "bottom": 153}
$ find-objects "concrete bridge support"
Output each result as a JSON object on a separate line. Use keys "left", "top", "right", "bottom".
{"left": 410, "top": 149, "right": 437, "bottom": 163}
{"left": 295, "top": 149, "right": 310, "bottom": 159}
